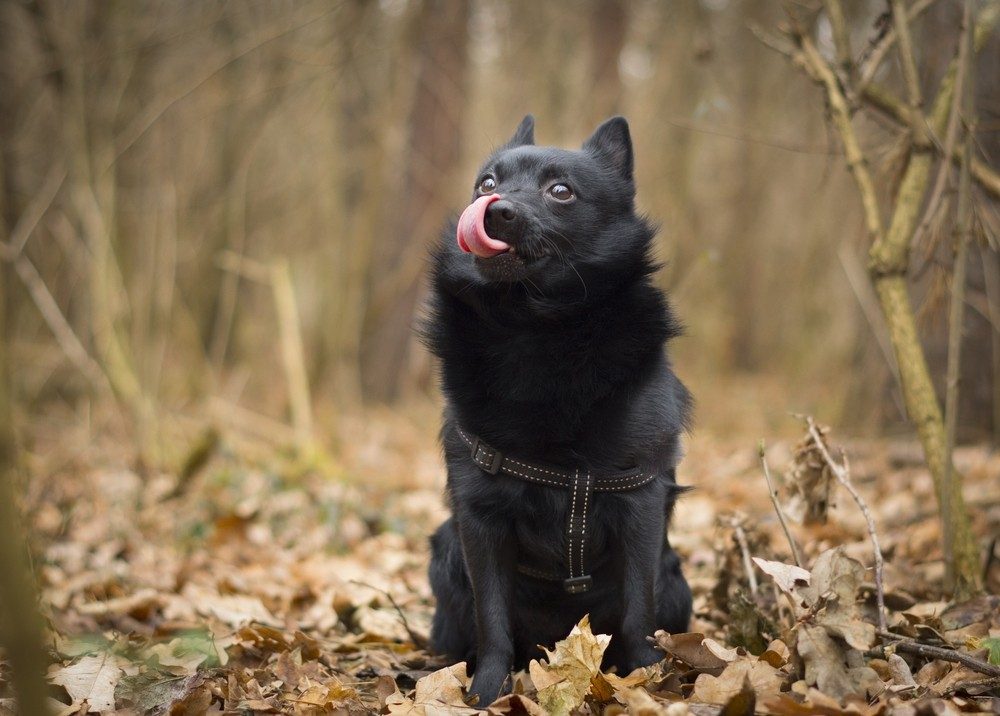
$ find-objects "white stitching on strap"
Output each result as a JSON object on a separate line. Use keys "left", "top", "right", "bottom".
{"left": 502, "top": 465, "right": 565, "bottom": 488}
{"left": 579, "top": 471, "right": 590, "bottom": 578}
{"left": 506, "top": 456, "right": 565, "bottom": 478}
{"left": 568, "top": 469, "right": 579, "bottom": 577}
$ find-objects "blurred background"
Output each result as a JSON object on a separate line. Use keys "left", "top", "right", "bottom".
{"left": 1, "top": 0, "right": 998, "bottom": 469}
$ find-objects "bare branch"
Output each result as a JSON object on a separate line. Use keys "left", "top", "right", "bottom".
{"left": 889, "top": 0, "right": 930, "bottom": 146}
{"left": 862, "top": 83, "right": 1000, "bottom": 202}
{"left": 8, "top": 164, "right": 65, "bottom": 256}
{"left": 0, "top": 245, "right": 110, "bottom": 393}
{"left": 823, "top": 0, "right": 852, "bottom": 72}
{"left": 758, "top": 441, "right": 805, "bottom": 568}
{"left": 858, "top": 0, "right": 940, "bottom": 92}
{"left": 804, "top": 417, "right": 887, "bottom": 633}
{"left": 797, "top": 34, "right": 885, "bottom": 243}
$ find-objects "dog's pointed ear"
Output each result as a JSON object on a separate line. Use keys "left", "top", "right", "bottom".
{"left": 582, "top": 116, "right": 633, "bottom": 181}
{"left": 505, "top": 114, "right": 535, "bottom": 148}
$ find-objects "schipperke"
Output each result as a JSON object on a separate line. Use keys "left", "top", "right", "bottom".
{"left": 423, "top": 115, "right": 692, "bottom": 705}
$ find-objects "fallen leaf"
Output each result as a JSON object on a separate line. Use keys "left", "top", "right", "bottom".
{"left": 886, "top": 653, "right": 916, "bottom": 689}
{"left": 691, "top": 660, "right": 782, "bottom": 705}
{"left": 50, "top": 654, "right": 123, "bottom": 713}
{"left": 796, "top": 625, "right": 881, "bottom": 702}
{"left": 752, "top": 558, "right": 811, "bottom": 603}
{"left": 969, "top": 636, "right": 1000, "bottom": 666}
{"left": 528, "top": 615, "right": 611, "bottom": 716}
{"left": 785, "top": 422, "right": 836, "bottom": 525}
{"left": 653, "top": 632, "right": 729, "bottom": 672}
{"left": 115, "top": 670, "right": 205, "bottom": 713}
{"left": 760, "top": 640, "right": 790, "bottom": 668}
{"left": 703, "top": 638, "right": 739, "bottom": 663}
{"left": 169, "top": 683, "right": 213, "bottom": 715}
{"left": 76, "top": 588, "right": 163, "bottom": 619}
{"left": 386, "top": 662, "right": 477, "bottom": 715}
{"left": 618, "top": 686, "right": 673, "bottom": 715}
{"left": 486, "top": 693, "right": 548, "bottom": 715}
{"left": 180, "top": 583, "right": 280, "bottom": 628}
{"left": 719, "top": 674, "right": 755, "bottom": 716}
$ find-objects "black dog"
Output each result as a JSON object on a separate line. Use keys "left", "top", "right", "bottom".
{"left": 423, "top": 115, "right": 692, "bottom": 705}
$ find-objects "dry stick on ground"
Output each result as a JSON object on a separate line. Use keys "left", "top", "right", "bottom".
{"left": 804, "top": 417, "right": 887, "bottom": 633}
{"left": 757, "top": 441, "right": 804, "bottom": 568}
{"left": 757, "top": 0, "right": 988, "bottom": 599}
{"left": 349, "top": 580, "right": 428, "bottom": 650}
{"left": 877, "top": 631, "right": 1000, "bottom": 679}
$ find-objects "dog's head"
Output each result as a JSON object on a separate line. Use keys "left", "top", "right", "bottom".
{"left": 451, "top": 115, "right": 653, "bottom": 295}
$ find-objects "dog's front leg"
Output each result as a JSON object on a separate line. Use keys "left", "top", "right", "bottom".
{"left": 455, "top": 511, "right": 516, "bottom": 705}
{"left": 617, "top": 497, "right": 666, "bottom": 671}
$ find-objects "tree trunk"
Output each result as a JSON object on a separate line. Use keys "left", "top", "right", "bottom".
{"left": 587, "top": 0, "right": 627, "bottom": 127}
{"left": 0, "top": 256, "right": 52, "bottom": 716}
{"left": 360, "top": 0, "right": 470, "bottom": 403}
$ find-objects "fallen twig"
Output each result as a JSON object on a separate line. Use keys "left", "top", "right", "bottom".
{"left": 878, "top": 631, "right": 1000, "bottom": 678}
{"left": 350, "top": 580, "right": 428, "bottom": 650}
{"left": 804, "top": 417, "right": 887, "bottom": 633}
{"left": 758, "top": 441, "right": 804, "bottom": 568}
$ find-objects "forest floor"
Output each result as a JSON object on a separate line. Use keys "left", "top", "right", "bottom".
{"left": 2, "top": 406, "right": 1000, "bottom": 715}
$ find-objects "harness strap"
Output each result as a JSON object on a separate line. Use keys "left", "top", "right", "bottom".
{"left": 456, "top": 426, "right": 653, "bottom": 594}
{"left": 456, "top": 427, "right": 655, "bottom": 492}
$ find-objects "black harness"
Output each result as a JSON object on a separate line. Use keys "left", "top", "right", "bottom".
{"left": 456, "top": 426, "right": 656, "bottom": 594}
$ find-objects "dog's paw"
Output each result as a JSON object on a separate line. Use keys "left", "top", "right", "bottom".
{"left": 468, "top": 660, "right": 512, "bottom": 707}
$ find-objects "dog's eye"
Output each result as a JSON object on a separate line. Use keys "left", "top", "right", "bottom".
{"left": 478, "top": 176, "right": 496, "bottom": 194}
{"left": 549, "top": 183, "right": 574, "bottom": 201}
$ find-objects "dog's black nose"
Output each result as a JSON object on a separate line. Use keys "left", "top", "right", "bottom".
{"left": 484, "top": 200, "right": 520, "bottom": 238}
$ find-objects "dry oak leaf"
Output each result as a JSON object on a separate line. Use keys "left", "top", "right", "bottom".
{"left": 806, "top": 549, "right": 876, "bottom": 651}
{"left": 386, "top": 662, "right": 478, "bottom": 715}
{"left": 528, "top": 614, "right": 611, "bottom": 716}
{"left": 759, "top": 640, "right": 790, "bottom": 669}
{"left": 691, "top": 660, "right": 783, "bottom": 705}
{"left": 179, "top": 583, "right": 281, "bottom": 627}
{"left": 796, "top": 625, "right": 881, "bottom": 702}
{"left": 293, "top": 682, "right": 361, "bottom": 713}
{"left": 751, "top": 558, "right": 811, "bottom": 604}
{"left": 591, "top": 665, "right": 659, "bottom": 704}
{"left": 486, "top": 693, "right": 548, "bottom": 715}
{"left": 653, "top": 632, "right": 730, "bottom": 673}
{"left": 49, "top": 653, "right": 124, "bottom": 713}
{"left": 618, "top": 686, "right": 675, "bottom": 715}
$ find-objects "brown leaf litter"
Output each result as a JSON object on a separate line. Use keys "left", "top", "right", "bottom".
{"left": 1, "top": 421, "right": 999, "bottom": 714}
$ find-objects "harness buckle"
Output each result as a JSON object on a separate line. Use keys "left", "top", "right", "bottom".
{"left": 470, "top": 437, "right": 503, "bottom": 475}
{"left": 563, "top": 575, "right": 593, "bottom": 594}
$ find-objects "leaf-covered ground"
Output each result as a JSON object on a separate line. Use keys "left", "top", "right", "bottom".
{"left": 2, "top": 414, "right": 999, "bottom": 715}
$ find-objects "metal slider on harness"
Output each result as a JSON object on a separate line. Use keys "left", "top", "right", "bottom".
{"left": 563, "top": 575, "right": 593, "bottom": 594}
{"left": 470, "top": 437, "right": 503, "bottom": 474}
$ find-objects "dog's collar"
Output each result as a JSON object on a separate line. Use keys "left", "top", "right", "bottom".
{"left": 455, "top": 425, "right": 656, "bottom": 594}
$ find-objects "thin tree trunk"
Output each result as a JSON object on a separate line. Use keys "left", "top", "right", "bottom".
{"left": 360, "top": 0, "right": 470, "bottom": 403}
{"left": 587, "top": 0, "right": 627, "bottom": 127}
{"left": 0, "top": 262, "right": 52, "bottom": 716}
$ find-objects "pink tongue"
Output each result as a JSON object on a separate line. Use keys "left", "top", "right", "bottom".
{"left": 456, "top": 194, "right": 510, "bottom": 258}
